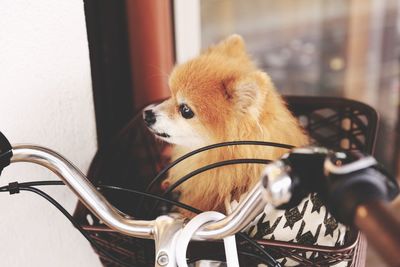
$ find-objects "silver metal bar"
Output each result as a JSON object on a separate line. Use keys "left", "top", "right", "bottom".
{"left": 11, "top": 145, "right": 155, "bottom": 239}
{"left": 194, "top": 182, "right": 266, "bottom": 240}
{"left": 10, "top": 145, "right": 268, "bottom": 241}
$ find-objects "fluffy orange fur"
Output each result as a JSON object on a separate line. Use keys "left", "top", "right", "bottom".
{"left": 162, "top": 35, "right": 309, "bottom": 216}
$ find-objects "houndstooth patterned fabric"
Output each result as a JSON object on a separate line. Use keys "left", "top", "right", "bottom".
{"left": 230, "top": 193, "right": 348, "bottom": 266}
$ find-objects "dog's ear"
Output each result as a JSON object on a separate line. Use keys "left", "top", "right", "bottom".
{"left": 208, "top": 34, "right": 247, "bottom": 58}
{"left": 223, "top": 71, "right": 269, "bottom": 117}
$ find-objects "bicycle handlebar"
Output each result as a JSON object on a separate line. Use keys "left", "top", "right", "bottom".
{"left": 5, "top": 143, "right": 400, "bottom": 266}
{"left": 10, "top": 144, "right": 268, "bottom": 241}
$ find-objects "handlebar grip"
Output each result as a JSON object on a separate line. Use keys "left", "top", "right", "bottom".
{"left": 0, "top": 131, "right": 12, "bottom": 175}
{"left": 321, "top": 166, "right": 398, "bottom": 225}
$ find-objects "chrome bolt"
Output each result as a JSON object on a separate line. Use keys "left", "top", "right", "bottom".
{"left": 157, "top": 252, "right": 169, "bottom": 266}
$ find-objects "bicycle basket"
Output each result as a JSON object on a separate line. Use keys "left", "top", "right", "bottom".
{"left": 73, "top": 96, "right": 378, "bottom": 266}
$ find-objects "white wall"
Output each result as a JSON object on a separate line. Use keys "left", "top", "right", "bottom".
{"left": 0, "top": 0, "right": 101, "bottom": 266}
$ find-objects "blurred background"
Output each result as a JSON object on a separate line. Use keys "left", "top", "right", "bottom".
{"left": 200, "top": 0, "right": 400, "bottom": 179}
{"left": 0, "top": 0, "right": 399, "bottom": 266}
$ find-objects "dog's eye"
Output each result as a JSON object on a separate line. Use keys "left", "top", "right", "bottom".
{"left": 179, "top": 104, "right": 194, "bottom": 119}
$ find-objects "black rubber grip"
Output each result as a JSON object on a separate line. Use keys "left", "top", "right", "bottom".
{"left": 0, "top": 131, "right": 12, "bottom": 175}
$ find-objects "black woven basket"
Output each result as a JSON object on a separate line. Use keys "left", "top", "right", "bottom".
{"left": 73, "top": 96, "right": 378, "bottom": 266}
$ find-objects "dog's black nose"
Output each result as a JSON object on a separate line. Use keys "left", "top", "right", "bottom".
{"left": 144, "top": 109, "right": 156, "bottom": 126}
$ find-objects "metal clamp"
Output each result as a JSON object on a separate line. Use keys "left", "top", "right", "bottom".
{"left": 153, "top": 215, "right": 185, "bottom": 267}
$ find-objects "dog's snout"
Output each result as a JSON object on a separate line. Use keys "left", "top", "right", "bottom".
{"left": 144, "top": 109, "right": 156, "bottom": 126}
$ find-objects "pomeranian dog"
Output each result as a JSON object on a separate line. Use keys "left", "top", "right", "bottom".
{"left": 143, "top": 35, "right": 309, "bottom": 217}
